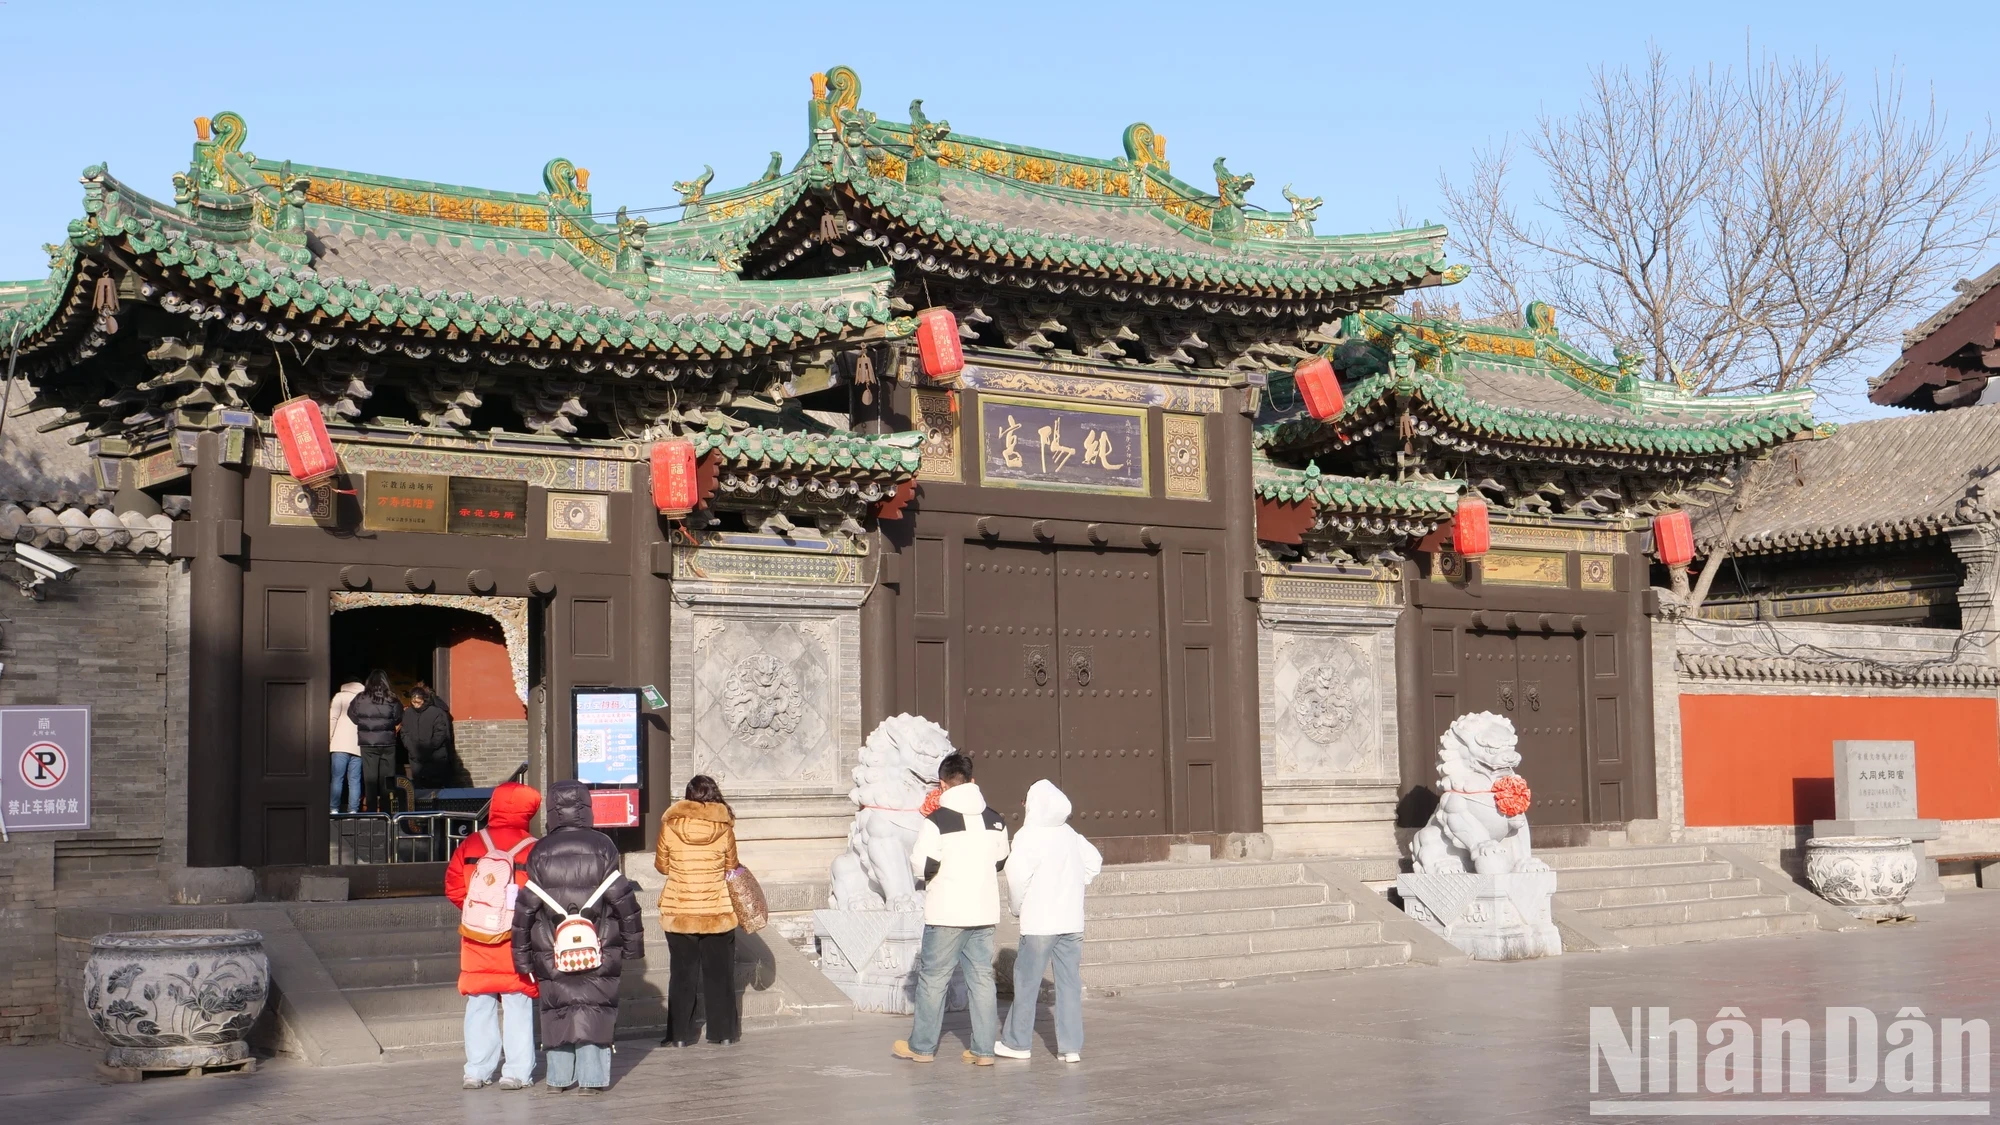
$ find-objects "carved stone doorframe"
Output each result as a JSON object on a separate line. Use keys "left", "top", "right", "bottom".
{"left": 329, "top": 591, "right": 531, "bottom": 704}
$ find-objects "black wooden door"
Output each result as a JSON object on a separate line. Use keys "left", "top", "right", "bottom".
{"left": 1513, "top": 630, "right": 1587, "bottom": 823}
{"left": 959, "top": 541, "right": 1061, "bottom": 830}
{"left": 1055, "top": 549, "right": 1168, "bottom": 837}
{"left": 240, "top": 563, "right": 332, "bottom": 867}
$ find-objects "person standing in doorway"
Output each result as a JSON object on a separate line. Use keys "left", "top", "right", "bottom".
{"left": 328, "top": 679, "right": 366, "bottom": 813}
{"left": 444, "top": 781, "right": 541, "bottom": 1091}
{"left": 893, "top": 752, "right": 1009, "bottom": 1066}
{"left": 346, "top": 670, "right": 403, "bottom": 812}
{"left": 513, "top": 780, "right": 644, "bottom": 1095}
{"left": 653, "top": 775, "right": 740, "bottom": 1047}
{"left": 401, "top": 684, "right": 456, "bottom": 790}
{"left": 995, "top": 779, "right": 1100, "bottom": 1064}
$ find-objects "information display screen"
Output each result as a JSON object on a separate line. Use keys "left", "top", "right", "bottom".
{"left": 572, "top": 688, "right": 642, "bottom": 787}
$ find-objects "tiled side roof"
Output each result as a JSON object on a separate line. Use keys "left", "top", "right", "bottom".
{"left": 1261, "top": 310, "right": 1820, "bottom": 462}
{"left": 1870, "top": 262, "right": 2000, "bottom": 408}
{"left": 1691, "top": 404, "right": 2000, "bottom": 556}
{"left": 693, "top": 426, "right": 923, "bottom": 477}
{"left": 1253, "top": 462, "right": 1459, "bottom": 517}
{"left": 0, "top": 499, "right": 174, "bottom": 555}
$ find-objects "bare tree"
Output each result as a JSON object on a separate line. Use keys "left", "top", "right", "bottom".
{"left": 1439, "top": 48, "right": 2000, "bottom": 395}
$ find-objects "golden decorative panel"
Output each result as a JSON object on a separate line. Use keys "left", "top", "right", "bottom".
{"left": 1162, "top": 413, "right": 1207, "bottom": 501}
{"left": 1580, "top": 554, "right": 1616, "bottom": 591}
{"left": 1490, "top": 524, "right": 1626, "bottom": 554}
{"left": 1262, "top": 576, "right": 1399, "bottom": 607}
{"left": 269, "top": 475, "right": 336, "bottom": 527}
{"left": 912, "top": 389, "right": 963, "bottom": 483}
{"left": 1482, "top": 550, "right": 1568, "bottom": 587}
{"left": 547, "top": 492, "right": 610, "bottom": 542}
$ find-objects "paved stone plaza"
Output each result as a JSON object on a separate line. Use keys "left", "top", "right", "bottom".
{"left": 9, "top": 892, "right": 1998, "bottom": 1124}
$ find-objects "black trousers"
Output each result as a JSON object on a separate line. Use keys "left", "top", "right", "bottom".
{"left": 359, "top": 746, "right": 399, "bottom": 811}
{"left": 665, "top": 929, "right": 738, "bottom": 1044}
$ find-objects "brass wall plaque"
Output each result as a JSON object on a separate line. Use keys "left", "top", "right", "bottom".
{"left": 976, "top": 393, "right": 1149, "bottom": 497}
{"left": 362, "top": 472, "right": 448, "bottom": 533}
{"left": 1482, "top": 550, "right": 1568, "bottom": 587}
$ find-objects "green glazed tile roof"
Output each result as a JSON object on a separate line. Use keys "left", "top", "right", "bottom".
{"left": 694, "top": 426, "right": 923, "bottom": 478}
{"left": 1261, "top": 310, "right": 1821, "bottom": 462}
{"left": 1253, "top": 461, "right": 1460, "bottom": 517}
{"left": 0, "top": 112, "right": 906, "bottom": 373}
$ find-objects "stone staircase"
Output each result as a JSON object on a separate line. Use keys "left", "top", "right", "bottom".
{"left": 1543, "top": 844, "right": 1822, "bottom": 946}
{"left": 1074, "top": 860, "right": 1414, "bottom": 994}
{"left": 293, "top": 899, "right": 825, "bottom": 1055}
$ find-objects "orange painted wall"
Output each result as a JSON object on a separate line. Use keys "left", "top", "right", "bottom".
{"left": 450, "top": 635, "right": 525, "bottom": 721}
{"left": 1681, "top": 694, "right": 2000, "bottom": 826}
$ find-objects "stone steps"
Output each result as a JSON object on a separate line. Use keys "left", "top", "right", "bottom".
{"left": 1082, "top": 882, "right": 1329, "bottom": 918}
{"left": 1083, "top": 902, "right": 1355, "bottom": 941}
{"left": 1089, "top": 861, "right": 1311, "bottom": 895}
{"left": 1081, "top": 920, "right": 1387, "bottom": 966}
{"left": 1550, "top": 846, "right": 1824, "bottom": 947}
{"left": 1080, "top": 942, "right": 1411, "bottom": 992}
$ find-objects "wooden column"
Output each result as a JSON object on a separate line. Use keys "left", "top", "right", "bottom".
{"left": 186, "top": 431, "right": 246, "bottom": 867}
{"left": 632, "top": 486, "right": 673, "bottom": 850}
{"left": 1216, "top": 392, "right": 1264, "bottom": 833}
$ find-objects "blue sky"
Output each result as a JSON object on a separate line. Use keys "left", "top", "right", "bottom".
{"left": 4, "top": 0, "right": 1993, "bottom": 419}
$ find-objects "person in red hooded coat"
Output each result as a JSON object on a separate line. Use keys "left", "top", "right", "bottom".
{"left": 443, "top": 782, "right": 541, "bottom": 1090}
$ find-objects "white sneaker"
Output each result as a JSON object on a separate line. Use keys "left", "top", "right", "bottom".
{"left": 992, "top": 1043, "right": 1032, "bottom": 1060}
{"left": 1060, "top": 1052, "right": 1081, "bottom": 1064}
{"left": 462, "top": 1077, "right": 489, "bottom": 1090}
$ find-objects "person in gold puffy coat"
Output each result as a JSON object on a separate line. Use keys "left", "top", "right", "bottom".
{"left": 652, "top": 774, "right": 740, "bottom": 1046}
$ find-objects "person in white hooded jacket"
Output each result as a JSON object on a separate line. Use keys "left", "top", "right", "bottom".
{"left": 892, "top": 752, "right": 1009, "bottom": 1066}
{"left": 994, "top": 779, "right": 1100, "bottom": 1062}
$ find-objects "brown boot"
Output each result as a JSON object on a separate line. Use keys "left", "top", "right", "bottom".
{"left": 962, "top": 1050, "right": 995, "bottom": 1067}
{"left": 891, "top": 1040, "right": 934, "bottom": 1063}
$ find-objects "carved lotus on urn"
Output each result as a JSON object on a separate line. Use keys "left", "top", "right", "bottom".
{"left": 84, "top": 929, "right": 269, "bottom": 1070}
{"left": 1806, "top": 836, "right": 1919, "bottom": 909}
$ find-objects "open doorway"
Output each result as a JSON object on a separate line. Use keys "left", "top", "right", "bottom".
{"left": 330, "top": 603, "right": 530, "bottom": 787}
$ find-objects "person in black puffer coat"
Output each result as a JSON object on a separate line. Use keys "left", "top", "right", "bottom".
{"left": 513, "top": 780, "right": 643, "bottom": 1094}
{"left": 399, "top": 684, "right": 456, "bottom": 789}
{"left": 346, "top": 670, "right": 403, "bottom": 812}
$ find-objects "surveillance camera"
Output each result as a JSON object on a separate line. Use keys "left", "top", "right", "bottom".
{"left": 13, "top": 543, "right": 77, "bottom": 582}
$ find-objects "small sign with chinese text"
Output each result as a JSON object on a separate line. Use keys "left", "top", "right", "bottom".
{"left": 447, "top": 477, "right": 529, "bottom": 538}
{"left": 1833, "top": 740, "right": 1919, "bottom": 820}
{"left": 362, "top": 472, "right": 449, "bottom": 533}
{"left": 573, "top": 688, "right": 642, "bottom": 786}
{"left": 977, "top": 394, "right": 1148, "bottom": 496}
{"left": 0, "top": 706, "right": 90, "bottom": 831}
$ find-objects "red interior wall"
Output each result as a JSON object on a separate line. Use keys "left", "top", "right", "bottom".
{"left": 1681, "top": 694, "right": 2000, "bottom": 826}
{"left": 450, "top": 635, "right": 525, "bottom": 721}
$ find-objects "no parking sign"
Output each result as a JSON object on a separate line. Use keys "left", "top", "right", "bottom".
{"left": 0, "top": 706, "right": 90, "bottom": 832}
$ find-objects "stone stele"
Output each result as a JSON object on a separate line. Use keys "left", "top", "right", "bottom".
{"left": 1813, "top": 739, "right": 1943, "bottom": 908}
{"left": 1395, "top": 712, "right": 1562, "bottom": 961}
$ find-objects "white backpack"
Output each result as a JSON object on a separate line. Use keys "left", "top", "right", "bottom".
{"left": 525, "top": 871, "right": 623, "bottom": 974}
{"left": 458, "top": 829, "right": 533, "bottom": 944}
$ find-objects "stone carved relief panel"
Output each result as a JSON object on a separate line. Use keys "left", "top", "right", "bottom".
{"left": 1271, "top": 631, "right": 1386, "bottom": 780}
{"left": 691, "top": 616, "right": 838, "bottom": 785}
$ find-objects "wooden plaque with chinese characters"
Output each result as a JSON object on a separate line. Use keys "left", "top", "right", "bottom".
{"left": 361, "top": 472, "right": 448, "bottom": 533}
{"left": 976, "top": 393, "right": 1148, "bottom": 497}
{"left": 447, "top": 477, "right": 529, "bottom": 537}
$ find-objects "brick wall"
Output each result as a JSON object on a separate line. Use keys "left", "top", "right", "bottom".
{"left": 0, "top": 555, "right": 178, "bottom": 1043}
{"left": 456, "top": 719, "right": 529, "bottom": 787}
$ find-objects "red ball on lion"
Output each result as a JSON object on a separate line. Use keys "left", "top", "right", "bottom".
{"left": 1492, "top": 774, "right": 1532, "bottom": 817}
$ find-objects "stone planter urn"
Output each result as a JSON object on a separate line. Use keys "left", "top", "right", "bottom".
{"left": 1805, "top": 836, "right": 1919, "bottom": 919}
{"left": 84, "top": 929, "right": 269, "bottom": 1071}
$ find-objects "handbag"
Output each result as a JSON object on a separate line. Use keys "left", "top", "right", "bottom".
{"left": 725, "top": 865, "right": 769, "bottom": 934}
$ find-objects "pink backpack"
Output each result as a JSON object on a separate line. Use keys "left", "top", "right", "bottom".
{"left": 458, "top": 829, "right": 533, "bottom": 944}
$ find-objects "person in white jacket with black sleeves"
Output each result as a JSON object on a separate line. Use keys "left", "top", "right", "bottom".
{"left": 893, "top": 752, "right": 1010, "bottom": 1066}
{"left": 995, "top": 779, "right": 1101, "bottom": 1063}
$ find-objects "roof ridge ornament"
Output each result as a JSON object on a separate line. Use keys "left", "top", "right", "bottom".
{"left": 905, "top": 99, "right": 950, "bottom": 195}
{"left": 674, "top": 166, "right": 714, "bottom": 211}
{"left": 1282, "top": 184, "right": 1321, "bottom": 238}
{"left": 1211, "top": 157, "right": 1254, "bottom": 237}
{"left": 543, "top": 159, "right": 590, "bottom": 211}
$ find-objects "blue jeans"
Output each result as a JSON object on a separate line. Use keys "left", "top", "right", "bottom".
{"left": 463, "top": 992, "right": 535, "bottom": 1084}
{"left": 909, "top": 924, "right": 997, "bottom": 1057}
{"left": 545, "top": 1044, "right": 611, "bottom": 1089}
{"left": 330, "top": 753, "right": 363, "bottom": 813}
{"left": 1002, "top": 932, "right": 1084, "bottom": 1055}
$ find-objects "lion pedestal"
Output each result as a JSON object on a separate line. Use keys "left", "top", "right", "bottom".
{"left": 812, "top": 714, "right": 967, "bottom": 1015}
{"left": 1394, "top": 712, "right": 1562, "bottom": 961}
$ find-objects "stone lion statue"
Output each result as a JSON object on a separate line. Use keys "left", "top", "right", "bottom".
{"left": 1410, "top": 712, "right": 1548, "bottom": 876}
{"left": 828, "top": 713, "right": 955, "bottom": 911}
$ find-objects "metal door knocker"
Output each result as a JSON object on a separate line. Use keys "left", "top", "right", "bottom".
{"left": 1526, "top": 683, "right": 1542, "bottom": 711}
{"left": 1026, "top": 646, "right": 1050, "bottom": 686}
{"left": 1068, "top": 647, "right": 1093, "bottom": 687}
{"left": 1499, "top": 682, "right": 1516, "bottom": 711}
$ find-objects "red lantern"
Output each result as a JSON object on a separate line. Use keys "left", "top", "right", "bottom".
{"left": 1295, "top": 357, "right": 1344, "bottom": 420}
{"left": 650, "top": 439, "right": 699, "bottom": 518}
{"left": 1654, "top": 509, "right": 1695, "bottom": 568}
{"left": 1452, "top": 494, "right": 1491, "bottom": 559}
{"left": 272, "top": 396, "right": 339, "bottom": 485}
{"left": 916, "top": 307, "right": 965, "bottom": 384}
